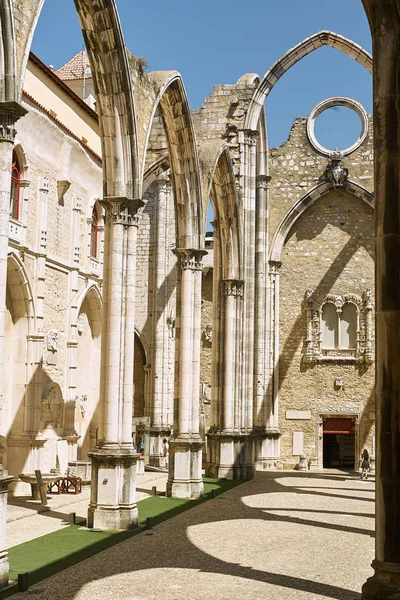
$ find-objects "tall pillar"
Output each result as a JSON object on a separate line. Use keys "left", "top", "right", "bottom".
{"left": 253, "top": 173, "right": 279, "bottom": 470}
{"left": 167, "top": 249, "right": 206, "bottom": 499}
{"left": 238, "top": 129, "right": 258, "bottom": 433}
{"left": 149, "top": 177, "right": 172, "bottom": 465}
{"left": 207, "top": 279, "right": 245, "bottom": 479}
{"left": 362, "top": 1, "right": 400, "bottom": 597}
{"left": 0, "top": 102, "right": 26, "bottom": 588}
{"left": 0, "top": 102, "right": 26, "bottom": 421}
{"left": 88, "top": 197, "right": 143, "bottom": 531}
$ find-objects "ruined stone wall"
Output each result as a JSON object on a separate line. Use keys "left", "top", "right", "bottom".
{"left": 268, "top": 116, "right": 374, "bottom": 242}
{"left": 268, "top": 113, "right": 375, "bottom": 468}
{"left": 278, "top": 190, "right": 375, "bottom": 467}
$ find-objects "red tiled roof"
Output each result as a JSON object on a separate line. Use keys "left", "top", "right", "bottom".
{"left": 55, "top": 50, "right": 91, "bottom": 81}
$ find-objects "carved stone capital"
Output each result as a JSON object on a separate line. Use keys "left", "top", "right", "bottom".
{"left": 256, "top": 174, "right": 272, "bottom": 190}
{"left": 0, "top": 101, "right": 27, "bottom": 142}
{"left": 269, "top": 260, "right": 282, "bottom": 276}
{"left": 173, "top": 248, "right": 208, "bottom": 271}
{"left": 100, "top": 197, "right": 145, "bottom": 226}
{"left": 238, "top": 128, "right": 259, "bottom": 147}
{"left": 223, "top": 279, "right": 244, "bottom": 297}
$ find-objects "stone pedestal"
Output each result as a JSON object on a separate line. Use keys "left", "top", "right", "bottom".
{"left": 148, "top": 426, "right": 171, "bottom": 468}
{"left": 0, "top": 473, "right": 15, "bottom": 589}
{"left": 206, "top": 432, "right": 254, "bottom": 480}
{"left": 88, "top": 446, "right": 139, "bottom": 530}
{"left": 166, "top": 436, "right": 204, "bottom": 499}
{"left": 297, "top": 454, "right": 308, "bottom": 471}
{"left": 253, "top": 428, "right": 280, "bottom": 471}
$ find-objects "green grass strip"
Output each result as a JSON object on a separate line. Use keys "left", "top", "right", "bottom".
{"left": 1, "top": 478, "right": 243, "bottom": 598}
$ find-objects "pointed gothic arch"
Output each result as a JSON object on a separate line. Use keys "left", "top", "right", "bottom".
{"left": 245, "top": 30, "right": 372, "bottom": 131}
{"left": 270, "top": 180, "right": 374, "bottom": 264}
{"left": 6, "top": 251, "right": 34, "bottom": 324}
{"left": 144, "top": 72, "right": 203, "bottom": 248}
{"left": 198, "top": 140, "right": 241, "bottom": 280}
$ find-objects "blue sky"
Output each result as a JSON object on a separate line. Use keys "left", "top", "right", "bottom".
{"left": 32, "top": 1, "right": 371, "bottom": 150}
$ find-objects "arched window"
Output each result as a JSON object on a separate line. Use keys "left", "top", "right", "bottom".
{"left": 322, "top": 303, "right": 338, "bottom": 349}
{"left": 90, "top": 205, "right": 98, "bottom": 258}
{"left": 340, "top": 303, "right": 357, "bottom": 349}
{"left": 321, "top": 302, "right": 357, "bottom": 350}
{"left": 10, "top": 152, "right": 20, "bottom": 220}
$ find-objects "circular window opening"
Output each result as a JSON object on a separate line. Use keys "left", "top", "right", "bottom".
{"left": 307, "top": 97, "right": 368, "bottom": 157}
{"left": 314, "top": 106, "right": 362, "bottom": 154}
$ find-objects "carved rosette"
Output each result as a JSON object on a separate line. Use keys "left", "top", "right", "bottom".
{"left": 304, "top": 289, "right": 373, "bottom": 364}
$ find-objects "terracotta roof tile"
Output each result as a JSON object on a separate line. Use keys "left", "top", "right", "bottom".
{"left": 55, "top": 50, "right": 91, "bottom": 81}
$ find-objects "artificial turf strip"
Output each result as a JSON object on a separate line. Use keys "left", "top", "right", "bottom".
{"left": 1, "top": 478, "right": 243, "bottom": 598}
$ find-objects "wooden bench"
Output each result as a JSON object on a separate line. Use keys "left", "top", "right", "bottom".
{"left": 47, "top": 476, "right": 82, "bottom": 495}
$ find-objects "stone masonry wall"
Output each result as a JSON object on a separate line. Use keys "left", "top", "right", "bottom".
{"left": 278, "top": 190, "right": 375, "bottom": 466}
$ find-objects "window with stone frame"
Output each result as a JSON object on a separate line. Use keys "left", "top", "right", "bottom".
{"left": 304, "top": 289, "right": 373, "bottom": 363}
{"left": 10, "top": 151, "right": 20, "bottom": 220}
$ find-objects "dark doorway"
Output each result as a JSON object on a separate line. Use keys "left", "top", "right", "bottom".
{"left": 322, "top": 417, "right": 355, "bottom": 469}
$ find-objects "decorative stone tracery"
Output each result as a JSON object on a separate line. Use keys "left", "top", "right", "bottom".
{"left": 304, "top": 289, "right": 373, "bottom": 364}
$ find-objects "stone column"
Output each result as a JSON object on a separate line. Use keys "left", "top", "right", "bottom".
{"left": 362, "top": 1, "right": 400, "bottom": 597}
{"left": 167, "top": 249, "right": 206, "bottom": 499}
{"left": 0, "top": 102, "right": 26, "bottom": 589}
{"left": 208, "top": 279, "right": 244, "bottom": 479}
{"left": 149, "top": 177, "right": 172, "bottom": 465}
{"left": 88, "top": 197, "right": 143, "bottom": 531}
{"left": 0, "top": 102, "right": 26, "bottom": 420}
{"left": 254, "top": 174, "right": 280, "bottom": 470}
{"left": 238, "top": 129, "right": 258, "bottom": 434}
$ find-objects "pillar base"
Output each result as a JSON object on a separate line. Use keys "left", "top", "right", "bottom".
{"left": 362, "top": 561, "right": 400, "bottom": 599}
{"left": 206, "top": 431, "right": 255, "bottom": 480}
{"left": 166, "top": 435, "right": 204, "bottom": 499}
{"left": 87, "top": 445, "right": 139, "bottom": 531}
{"left": 252, "top": 427, "right": 281, "bottom": 471}
{"left": 148, "top": 426, "right": 171, "bottom": 468}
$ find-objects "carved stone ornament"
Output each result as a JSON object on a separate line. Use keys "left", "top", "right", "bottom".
{"left": 41, "top": 384, "right": 63, "bottom": 428}
{"left": 79, "top": 395, "right": 88, "bottom": 419}
{"left": 203, "top": 324, "right": 212, "bottom": 343}
{"left": 325, "top": 149, "right": 349, "bottom": 187}
{"left": 77, "top": 313, "right": 85, "bottom": 335}
{"left": 47, "top": 329, "right": 60, "bottom": 352}
{"left": 304, "top": 289, "right": 373, "bottom": 364}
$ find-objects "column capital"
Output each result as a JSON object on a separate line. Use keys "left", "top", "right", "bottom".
{"left": 238, "top": 128, "right": 259, "bottom": 146}
{"left": 0, "top": 101, "right": 27, "bottom": 142}
{"left": 173, "top": 248, "right": 207, "bottom": 271}
{"left": 100, "top": 197, "right": 145, "bottom": 226}
{"left": 223, "top": 279, "right": 244, "bottom": 297}
{"left": 268, "top": 260, "right": 282, "bottom": 275}
{"left": 256, "top": 174, "right": 272, "bottom": 190}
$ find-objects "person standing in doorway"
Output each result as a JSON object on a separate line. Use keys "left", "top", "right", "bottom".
{"left": 361, "top": 448, "right": 370, "bottom": 480}
{"left": 162, "top": 438, "right": 169, "bottom": 469}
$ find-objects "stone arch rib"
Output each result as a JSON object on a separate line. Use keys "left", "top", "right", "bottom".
{"left": 269, "top": 180, "right": 374, "bottom": 263}
{"left": 245, "top": 30, "right": 372, "bottom": 131}
{"left": 145, "top": 72, "right": 203, "bottom": 249}
{"left": 72, "top": 0, "right": 140, "bottom": 198}
{"left": 198, "top": 140, "right": 241, "bottom": 279}
{"left": 7, "top": 251, "right": 35, "bottom": 320}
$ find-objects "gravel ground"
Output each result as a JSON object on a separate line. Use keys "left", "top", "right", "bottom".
{"left": 10, "top": 470, "right": 375, "bottom": 600}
